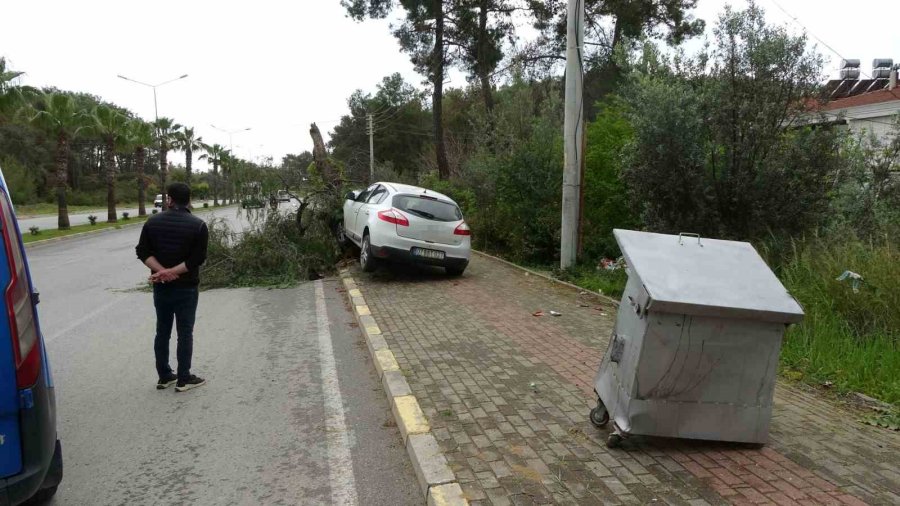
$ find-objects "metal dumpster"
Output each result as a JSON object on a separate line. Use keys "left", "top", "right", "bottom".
{"left": 590, "top": 230, "right": 804, "bottom": 447}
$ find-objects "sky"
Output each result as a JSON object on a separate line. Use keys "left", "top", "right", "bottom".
{"left": 1, "top": 0, "right": 898, "bottom": 172}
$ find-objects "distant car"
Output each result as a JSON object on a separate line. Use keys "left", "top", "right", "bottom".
{"left": 341, "top": 182, "right": 471, "bottom": 276}
{"left": 153, "top": 194, "right": 163, "bottom": 208}
{"left": 276, "top": 190, "right": 291, "bottom": 202}
{"left": 0, "top": 166, "right": 63, "bottom": 504}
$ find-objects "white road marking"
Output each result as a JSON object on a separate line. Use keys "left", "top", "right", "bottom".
{"left": 45, "top": 296, "right": 129, "bottom": 343}
{"left": 314, "top": 280, "right": 359, "bottom": 505}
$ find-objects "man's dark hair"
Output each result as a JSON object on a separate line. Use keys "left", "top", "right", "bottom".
{"left": 167, "top": 182, "right": 191, "bottom": 206}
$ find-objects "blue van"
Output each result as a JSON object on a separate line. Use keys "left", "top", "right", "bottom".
{"left": 0, "top": 169, "right": 62, "bottom": 504}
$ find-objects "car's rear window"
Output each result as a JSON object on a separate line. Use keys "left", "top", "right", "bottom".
{"left": 392, "top": 195, "right": 462, "bottom": 222}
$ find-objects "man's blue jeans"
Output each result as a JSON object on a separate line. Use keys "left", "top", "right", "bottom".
{"left": 153, "top": 284, "right": 199, "bottom": 381}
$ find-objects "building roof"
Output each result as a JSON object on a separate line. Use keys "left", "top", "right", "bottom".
{"left": 819, "top": 85, "right": 900, "bottom": 111}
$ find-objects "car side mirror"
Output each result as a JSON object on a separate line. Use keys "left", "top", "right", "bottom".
{"left": 345, "top": 191, "right": 359, "bottom": 201}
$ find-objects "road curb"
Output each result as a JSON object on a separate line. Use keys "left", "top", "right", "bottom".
{"left": 472, "top": 250, "right": 621, "bottom": 307}
{"left": 339, "top": 270, "right": 468, "bottom": 506}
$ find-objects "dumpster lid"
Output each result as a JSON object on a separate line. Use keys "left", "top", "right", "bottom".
{"left": 614, "top": 229, "right": 804, "bottom": 323}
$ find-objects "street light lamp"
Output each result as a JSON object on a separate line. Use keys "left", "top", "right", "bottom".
{"left": 118, "top": 73, "right": 188, "bottom": 211}
{"left": 117, "top": 74, "right": 188, "bottom": 125}
{"left": 210, "top": 124, "right": 252, "bottom": 153}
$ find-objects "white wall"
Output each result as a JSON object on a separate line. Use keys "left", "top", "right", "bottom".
{"left": 847, "top": 117, "right": 897, "bottom": 139}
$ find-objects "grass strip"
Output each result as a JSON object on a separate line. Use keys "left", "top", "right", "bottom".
{"left": 16, "top": 203, "right": 143, "bottom": 217}
{"left": 22, "top": 215, "right": 150, "bottom": 244}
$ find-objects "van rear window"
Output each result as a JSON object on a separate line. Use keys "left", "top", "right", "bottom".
{"left": 392, "top": 195, "right": 462, "bottom": 222}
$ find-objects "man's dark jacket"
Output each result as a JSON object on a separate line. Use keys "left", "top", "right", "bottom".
{"left": 135, "top": 206, "right": 209, "bottom": 287}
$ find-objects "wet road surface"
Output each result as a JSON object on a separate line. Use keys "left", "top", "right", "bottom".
{"left": 26, "top": 207, "right": 419, "bottom": 505}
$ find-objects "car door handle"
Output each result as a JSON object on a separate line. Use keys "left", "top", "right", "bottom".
{"left": 365, "top": 211, "right": 370, "bottom": 216}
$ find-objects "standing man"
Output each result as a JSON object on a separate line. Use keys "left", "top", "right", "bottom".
{"left": 136, "top": 182, "right": 209, "bottom": 392}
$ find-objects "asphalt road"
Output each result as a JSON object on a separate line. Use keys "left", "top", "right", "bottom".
{"left": 17, "top": 200, "right": 220, "bottom": 230}
{"left": 25, "top": 206, "right": 419, "bottom": 505}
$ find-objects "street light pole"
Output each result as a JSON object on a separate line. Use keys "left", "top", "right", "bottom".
{"left": 118, "top": 73, "right": 188, "bottom": 212}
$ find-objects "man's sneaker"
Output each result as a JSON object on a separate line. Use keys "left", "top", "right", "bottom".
{"left": 175, "top": 375, "right": 206, "bottom": 392}
{"left": 156, "top": 373, "right": 177, "bottom": 390}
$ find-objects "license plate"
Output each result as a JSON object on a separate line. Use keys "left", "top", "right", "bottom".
{"left": 411, "top": 247, "right": 446, "bottom": 260}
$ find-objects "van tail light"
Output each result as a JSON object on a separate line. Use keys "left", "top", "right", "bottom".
{"left": 0, "top": 190, "right": 41, "bottom": 388}
{"left": 454, "top": 222, "right": 472, "bottom": 236}
{"left": 377, "top": 209, "right": 409, "bottom": 227}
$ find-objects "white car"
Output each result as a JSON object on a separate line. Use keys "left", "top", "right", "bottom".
{"left": 341, "top": 182, "right": 471, "bottom": 275}
{"left": 153, "top": 194, "right": 163, "bottom": 208}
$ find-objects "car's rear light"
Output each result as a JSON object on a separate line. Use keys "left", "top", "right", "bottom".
{"left": 0, "top": 190, "right": 40, "bottom": 388}
{"left": 377, "top": 209, "right": 409, "bottom": 227}
{"left": 454, "top": 222, "right": 471, "bottom": 236}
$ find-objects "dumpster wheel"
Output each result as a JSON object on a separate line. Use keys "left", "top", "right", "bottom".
{"left": 589, "top": 401, "right": 610, "bottom": 428}
{"left": 606, "top": 433, "right": 624, "bottom": 448}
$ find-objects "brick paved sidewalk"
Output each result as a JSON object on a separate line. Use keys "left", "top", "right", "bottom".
{"left": 352, "top": 254, "right": 900, "bottom": 505}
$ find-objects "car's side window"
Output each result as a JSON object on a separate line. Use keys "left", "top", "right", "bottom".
{"left": 367, "top": 186, "right": 387, "bottom": 204}
{"left": 356, "top": 185, "right": 377, "bottom": 203}
{"left": 373, "top": 190, "right": 389, "bottom": 205}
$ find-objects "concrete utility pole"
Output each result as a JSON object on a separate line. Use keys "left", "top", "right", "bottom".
{"left": 560, "top": 0, "right": 585, "bottom": 270}
{"left": 367, "top": 113, "right": 375, "bottom": 183}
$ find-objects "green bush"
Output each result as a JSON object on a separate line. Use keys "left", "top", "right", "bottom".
{"left": 0, "top": 156, "right": 38, "bottom": 205}
{"left": 192, "top": 182, "right": 210, "bottom": 201}
{"left": 775, "top": 234, "right": 899, "bottom": 404}
{"left": 622, "top": 6, "right": 837, "bottom": 241}
{"left": 491, "top": 120, "right": 563, "bottom": 263}
{"left": 583, "top": 97, "right": 638, "bottom": 258}
{"left": 829, "top": 125, "right": 900, "bottom": 238}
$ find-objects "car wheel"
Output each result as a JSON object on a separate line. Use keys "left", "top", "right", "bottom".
{"left": 445, "top": 266, "right": 466, "bottom": 277}
{"left": 360, "top": 234, "right": 378, "bottom": 273}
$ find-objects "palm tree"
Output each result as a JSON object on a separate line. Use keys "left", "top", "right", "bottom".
{"left": 153, "top": 117, "right": 181, "bottom": 208}
{"left": 174, "top": 127, "right": 203, "bottom": 186}
{"left": 123, "top": 120, "right": 155, "bottom": 216}
{"left": 0, "top": 58, "right": 38, "bottom": 125}
{"left": 92, "top": 106, "right": 129, "bottom": 222}
{"left": 30, "top": 93, "right": 89, "bottom": 229}
{"left": 220, "top": 151, "right": 235, "bottom": 204}
{"left": 200, "top": 143, "right": 227, "bottom": 206}
{"left": 0, "top": 58, "right": 25, "bottom": 119}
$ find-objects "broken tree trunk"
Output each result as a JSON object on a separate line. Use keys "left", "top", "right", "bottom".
{"left": 309, "top": 123, "right": 339, "bottom": 187}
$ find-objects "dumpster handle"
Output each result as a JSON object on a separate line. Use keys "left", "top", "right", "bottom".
{"left": 678, "top": 233, "right": 703, "bottom": 246}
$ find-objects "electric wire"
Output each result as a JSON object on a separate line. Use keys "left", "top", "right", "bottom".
{"left": 764, "top": 0, "right": 900, "bottom": 101}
